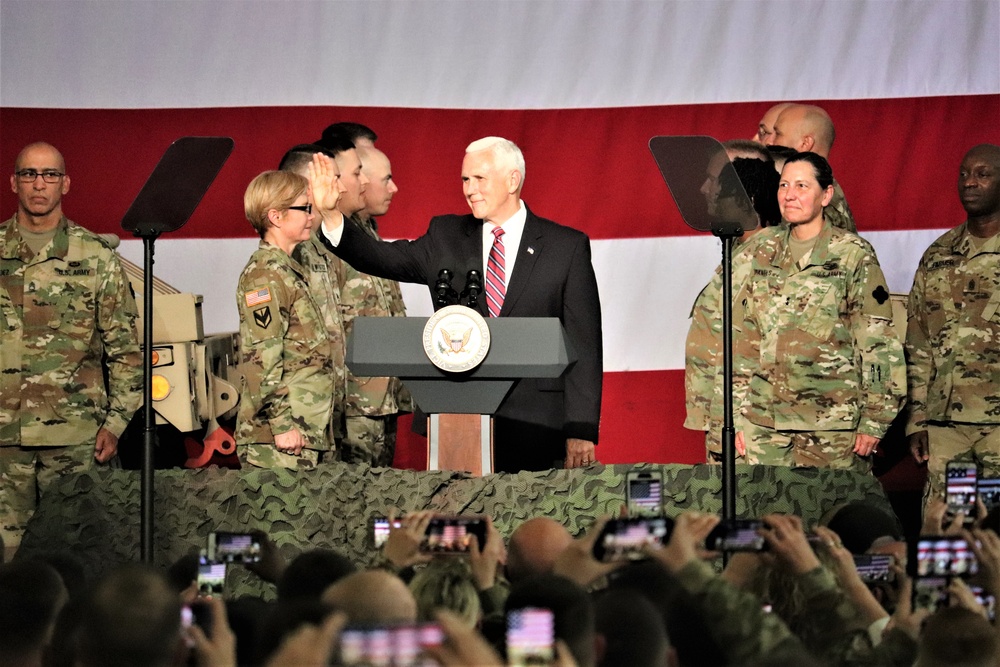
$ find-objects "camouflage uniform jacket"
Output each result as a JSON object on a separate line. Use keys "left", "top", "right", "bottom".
{"left": 734, "top": 222, "right": 905, "bottom": 438}
{"left": 827, "top": 180, "right": 857, "bottom": 233}
{"left": 905, "top": 223, "right": 1000, "bottom": 434}
{"left": 235, "top": 242, "right": 334, "bottom": 451}
{"left": 293, "top": 234, "right": 348, "bottom": 439}
{"left": 677, "top": 561, "right": 917, "bottom": 666}
{"left": 684, "top": 231, "right": 771, "bottom": 433}
{"left": 336, "top": 216, "right": 413, "bottom": 416}
{"left": 0, "top": 216, "right": 142, "bottom": 447}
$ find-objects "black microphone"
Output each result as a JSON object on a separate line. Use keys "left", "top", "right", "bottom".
{"left": 462, "top": 269, "right": 483, "bottom": 309}
{"left": 434, "top": 269, "right": 458, "bottom": 309}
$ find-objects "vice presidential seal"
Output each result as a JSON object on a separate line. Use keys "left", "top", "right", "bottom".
{"left": 422, "top": 305, "right": 491, "bottom": 372}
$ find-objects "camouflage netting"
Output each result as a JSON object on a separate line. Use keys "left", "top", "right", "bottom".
{"left": 18, "top": 463, "right": 893, "bottom": 599}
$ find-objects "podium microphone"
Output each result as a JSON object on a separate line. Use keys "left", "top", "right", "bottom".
{"left": 434, "top": 269, "right": 458, "bottom": 309}
{"left": 462, "top": 269, "right": 483, "bottom": 309}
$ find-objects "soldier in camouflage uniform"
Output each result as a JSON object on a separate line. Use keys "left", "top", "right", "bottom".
{"left": 764, "top": 103, "right": 857, "bottom": 233}
{"left": 685, "top": 149, "right": 781, "bottom": 463}
{"left": 278, "top": 145, "right": 349, "bottom": 452}
{"left": 235, "top": 170, "right": 335, "bottom": 469}
{"left": 315, "top": 132, "right": 412, "bottom": 468}
{"left": 734, "top": 153, "right": 905, "bottom": 470}
{"left": 0, "top": 143, "right": 142, "bottom": 555}
{"left": 907, "top": 144, "right": 1000, "bottom": 500}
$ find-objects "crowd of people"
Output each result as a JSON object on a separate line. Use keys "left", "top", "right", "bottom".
{"left": 3, "top": 499, "right": 1000, "bottom": 666}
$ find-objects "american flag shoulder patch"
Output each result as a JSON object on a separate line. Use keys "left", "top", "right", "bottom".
{"left": 245, "top": 287, "right": 272, "bottom": 307}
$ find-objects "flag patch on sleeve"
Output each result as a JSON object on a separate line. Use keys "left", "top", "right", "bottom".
{"left": 245, "top": 287, "right": 272, "bottom": 307}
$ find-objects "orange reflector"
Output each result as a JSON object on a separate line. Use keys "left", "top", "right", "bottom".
{"left": 151, "top": 350, "right": 160, "bottom": 365}
{"left": 151, "top": 374, "right": 171, "bottom": 401}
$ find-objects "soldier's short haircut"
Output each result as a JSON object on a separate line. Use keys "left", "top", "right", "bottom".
{"left": 277, "top": 548, "right": 357, "bottom": 602}
{"left": 0, "top": 561, "right": 67, "bottom": 662}
{"left": 278, "top": 143, "right": 336, "bottom": 174}
{"left": 321, "top": 122, "right": 377, "bottom": 144}
{"left": 723, "top": 139, "right": 772, "bottom": 162}
{"left": 315, "top": 132, "right": 358, "bottom": 157}
{"left": 721, "top": 157, "right": 782, "bottom": 227}
{"left": 917, "top": 606, "right": 999, "bottom": 667}
{"left": 76, "top": 565, "right": 181, "bottom": 667}
{"left": 466, "top": 136, "right": 526, "bottom": 184}
{"left": 783, "top": 151, "right": 834, "bottom": 190}
{"left": 244, "top": 170, "right": 308, "bottom": 238}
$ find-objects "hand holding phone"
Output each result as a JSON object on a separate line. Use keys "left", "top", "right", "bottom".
{"left": 853, "top": 554, "right": 895, "bottom": 582}
{"left": 592, "top": 516, "right": 673, "bottom": 562}
{"left": 420, "top": 516, "right": 488, "bottom": 555}
{"left": 706, "top": 519, "right": 767, "bottom": 552}
{"left": 910, "top": 537, "right": 979, "bottom": 578}
{"left": 196, "top": 561, "right": 227, "bottom": 596}
{"left": 207, "top": 532, "right": 262, "bottom": 564}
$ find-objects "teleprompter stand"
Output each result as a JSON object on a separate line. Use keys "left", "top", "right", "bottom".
{"left": 346, "top": 317, "right": 574, "bottom": 475}
{"left": 648, "top": 136, "right": 758, "bottom": 525}
{"left": 121, "top": 137, "right": 233, "bottom": 562}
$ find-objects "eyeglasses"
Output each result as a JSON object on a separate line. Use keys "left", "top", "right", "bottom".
{"left": 287, "top": 204, "right": 312, "bottom": 214}
{"left": 14, "top": 169, "right": 65, "bottom": 183}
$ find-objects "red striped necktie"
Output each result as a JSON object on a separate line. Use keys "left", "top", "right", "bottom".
{"left": 485, "top": 226, "right": 506, "bottom": 317}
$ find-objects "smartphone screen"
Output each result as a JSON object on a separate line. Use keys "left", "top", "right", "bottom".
{"left": 972, "top": 586, "right": 997, "bottom": 622}
{"left": 706, "top": 519, "right": 767, "bottom": 552}
{"left": 506, "top": 607, "right": 555, "bottom": 667}
{"left": 626, "top": 470, "right": 663, "bottom": 517}
{"left": 911, "top": 537, "right": 978, "bottom": 578}
{"left": 979, "top": 477, "right": 1000, "bottom": 512}
{"left": 946, "top": 460, "right": 978, "bottom": 523}
{"left": 912, "top": 576, "right": 949, "bottom": 613}
{"left": 853, "top": 554, "right": 895, "bottom": 582}
{"left": 373, "top": 517, "right": 403, "bottom": 549}
{"left": 420, "top": 516, "right": 487, "bottom": 554}
{"left": 338, "top": 623, "right": 442, "bottom": 667}
{"left": 592, "top": 516, "right": 673, "bottom": 562}
{"left": 207, "top": 532, "right": 261, "bottom": 564}
{"left": 196, "top": 562, "right": 226, "bottom": 595}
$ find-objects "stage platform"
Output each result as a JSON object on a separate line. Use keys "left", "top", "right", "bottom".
{"left": 18, "top": 463, "right": 894, "bottom": 598}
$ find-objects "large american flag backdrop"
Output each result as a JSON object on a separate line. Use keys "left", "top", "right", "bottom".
{"left": 2, "top": 1, "right": 998, "bottom": 467}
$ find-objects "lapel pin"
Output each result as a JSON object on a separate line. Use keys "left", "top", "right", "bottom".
{"left": 527, "top": 247, "right": 535, "bottom": 254}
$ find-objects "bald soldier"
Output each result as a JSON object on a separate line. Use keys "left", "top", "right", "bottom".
{"left": 752, "top": 103, "right": 792, "bottom": 145}
{"left": 0, "top": 143, "right": 142, "bottom": 559}
{"left": 763, "top": 103, "right": 857, "bottom": 233}
{"left": 907, "top": 144, "right": 1000, "bottom": 500}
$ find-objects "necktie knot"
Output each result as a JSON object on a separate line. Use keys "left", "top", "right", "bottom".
{"left": 493, "top": 227, "right": 505, "bottom": 241}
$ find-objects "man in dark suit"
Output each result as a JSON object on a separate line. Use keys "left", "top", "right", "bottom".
{"left": 308, "top": 137, "right": 603, "bottom": 472}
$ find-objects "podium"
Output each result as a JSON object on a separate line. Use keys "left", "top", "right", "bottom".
{"left": 346, "top": 316, "right": 575, "bottom": 475}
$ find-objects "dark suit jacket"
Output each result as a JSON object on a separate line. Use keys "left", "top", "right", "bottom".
{"left": 320, "top": 207, "right": 603, "bottom": 444}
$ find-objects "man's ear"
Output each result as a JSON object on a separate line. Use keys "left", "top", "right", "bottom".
{"left": 508, "top": 169, "right": 522, "bottom": 194}
{"left": 61, "top": 174, "right": 71, "bottom": 196}
{"left": 800, "top": 135, "right": 816, "bottom": 153}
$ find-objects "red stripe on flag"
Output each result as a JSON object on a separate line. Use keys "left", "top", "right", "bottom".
{"left": 2, "top": 96, "right": 996, "bottom": 243}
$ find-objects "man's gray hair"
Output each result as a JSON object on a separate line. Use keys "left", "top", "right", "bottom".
{"left": 466, "top": 136, "right": 525, "bottom": 183}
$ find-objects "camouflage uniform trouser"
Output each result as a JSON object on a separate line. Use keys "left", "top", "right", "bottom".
{"left": 342, "top": 415, "right": 398, "bottom": 467}
{"left": 743, "top": 422, "right": 871, "bottom": 472}
{"left": 237, "top": 444, "right": 322, "bottom": 470}
{"left": 924, "top": 422, "right": 1000, "bottom": 501}
{"left": 0, "top": 445, "right": 95, "bottom": 548}
{"left": 705, "top": 429, "right": 723, "bottom": 465}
